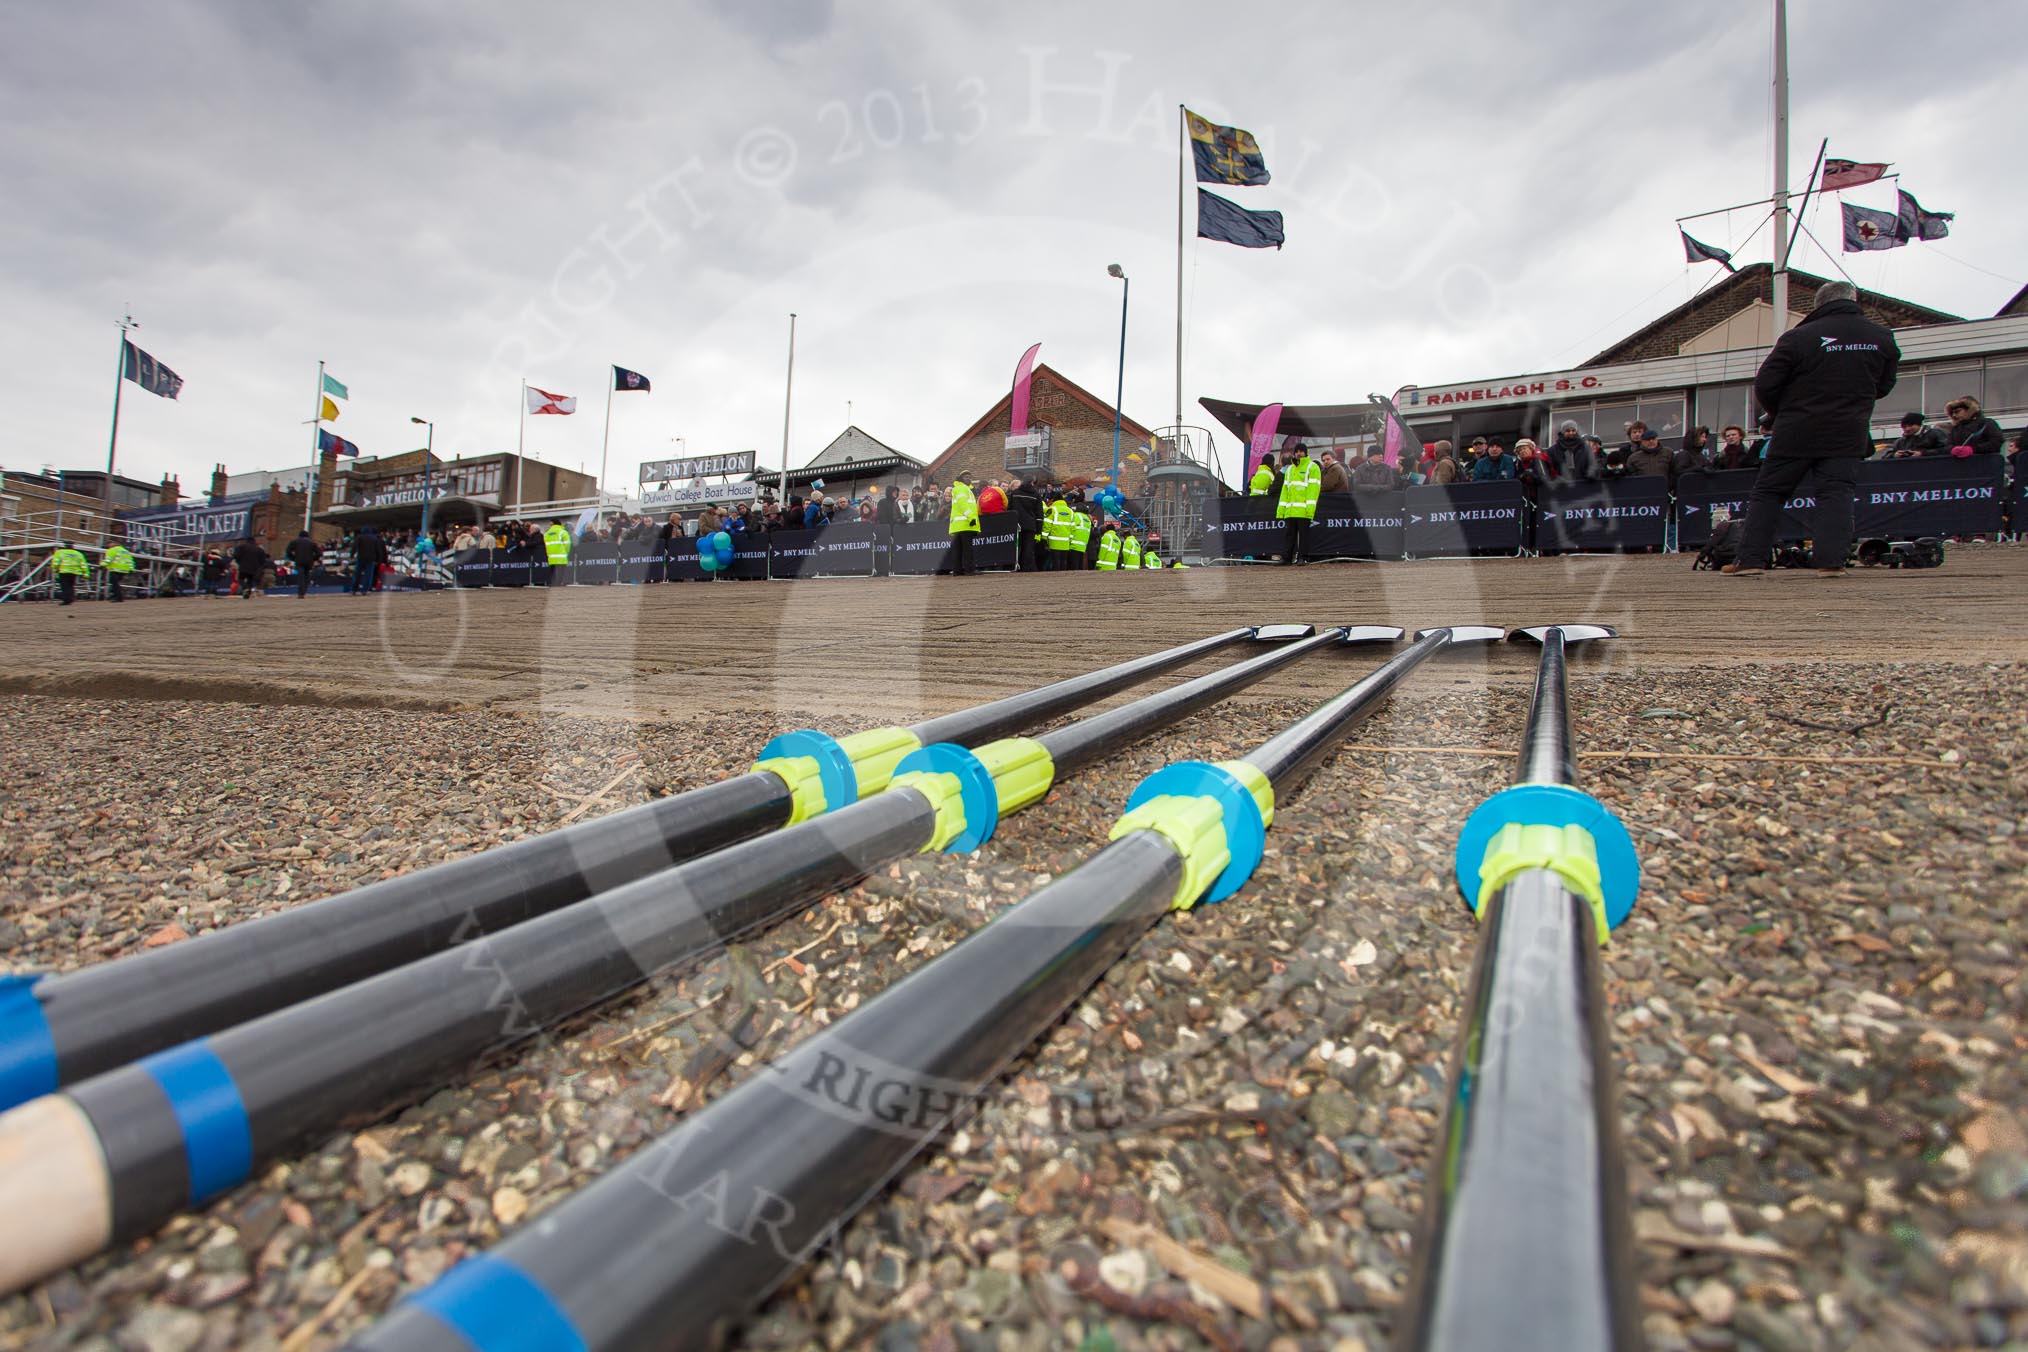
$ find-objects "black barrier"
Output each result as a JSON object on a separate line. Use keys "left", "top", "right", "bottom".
{"left": 814, "top": 522, "right": 876, "bottom": 576}
{"left": 1404, "top": 481, "right": 1528, "bottom": 558}
{"left": 1315, "top": 491, "right": 1407, "bottom": 559}
{"left": 1536, "top": 476, "right": 1670, "bottom": 553}
{"left": 1676, "top": 455, "right": 2007, "bottom": 548}
{"left": 1200, "top": 496, "right": 1285, "bottom": 561}
{"left": 770, "top": 523, "right": 878, "bottom": 578}
{"left": 573, "top": 542, "right": 620, "bottom": 585}
{"left": 889, "top": 513, "right": 1018, "bottom": 575}
{"left": 450, "top": 549, "right": 489, "bottom": 588}
{"left": 1854, "top": 454, "right": 2005, "bottom": 538}
{"left": 492, "top": 547, "right": 533, "bottom": 587}
{"left": 618, "top": 544, "right": 666, "bottom": 584}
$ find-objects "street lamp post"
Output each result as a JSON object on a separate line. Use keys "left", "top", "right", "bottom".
{"left": 411, "top": 417, "right": 434, "bottom": 541}
{"left": 1107, "top": 264, "right": 1129, "bottom": 485}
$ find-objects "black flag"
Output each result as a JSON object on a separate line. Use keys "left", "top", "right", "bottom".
{"left": 1896, "top": 189, "right": 1952, "bottom": 242}
{"left": 1680, "top": 230, "right": 1736, "bottom": 273}
{"left": 1197, "top": 189, "right": 1285, "bottom": 250}
{"left": 612, "top": 365, "right": 651, "bottom": 392}
{"left": 122, "top": 340, "right": 183, "bottom": 400}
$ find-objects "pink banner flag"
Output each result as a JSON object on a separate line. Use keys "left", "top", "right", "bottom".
{"left": 1246, "top": 403, "right": 1284, "bottom": 480}
{"left": 1009, "top": 343, "right": 1042, "bottom": 433}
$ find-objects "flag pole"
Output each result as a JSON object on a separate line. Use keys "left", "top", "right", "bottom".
{"left": 106, "top": 313, "right": 134, "bottom": 481}
{"left": 514, "top": 379, "right": 526, "bottom": 515}
{"left": 778, "top": 314, "right": 797, "bottom": 508}
{"left": 1769, "top": 0, "right": 1791, "bottom": 334}
{"left": 1174, "top": 105, "right": 1186, "bottom": 436}
{"left": 598, "top": 371, "right": 614, "bottom": 503}
{"left": 303, "top": 359, "right": 324, "bottom": 532}
{"left": 1779, "top": 136, "right": 1828, "bottom": 273}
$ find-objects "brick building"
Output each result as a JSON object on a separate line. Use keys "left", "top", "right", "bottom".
{"left": 1204, "top": 268, "right": 2027, "bottom": 457}
{"left": 1585, "top": 264, "right": 1960, "bottom": 366}
{"left": 923, "top": 364, "right": 1156, "bottom": 494}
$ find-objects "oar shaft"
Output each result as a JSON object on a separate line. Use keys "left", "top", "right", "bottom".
{"left": 1036, "top": 628, "right": 1344, "bottom": 772}
{"left": 1392, "top": 869, "right": 1640, "bottom": 1351}
{"left": 1398, "top": 627, "right": 1641, "bottom": 1352}
{"left": 28, "top": 773, "right": 790, "bottom": 1086}
{"left": 909, "top": 626, "right": 1250, "bottom": 747}
{"left": 0, "top": 631, "right": 1309, "bottom": 1290}
{"left": 1242, "top": 628, "right": 1450, "bottom": 787}
{"left": 6, "top": 630, "right": 1254, "bottom": 1108}
{"left": 350, "top": 634, "right": 1459, "bottom": 1352}
{"left": 1514, "top": 627, "right": 1576, "bottom": 788}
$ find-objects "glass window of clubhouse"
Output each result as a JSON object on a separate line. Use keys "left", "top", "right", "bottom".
{"left": 1396, "top": 312, "right": 2028, "bottom": 452}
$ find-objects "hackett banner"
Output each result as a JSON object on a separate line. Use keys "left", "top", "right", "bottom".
{"left": 638, "top": 451, "right": 756, "bottom": 483}
{"left": 1403, "top": 482, "right": 1527, "bottom": 557}
{"left": 1536, "top": 477, "right": 1669, "bottom": 553}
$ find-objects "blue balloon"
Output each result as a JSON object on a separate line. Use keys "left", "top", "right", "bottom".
{"left": 709, "top": 530, "right": 734, "bottom": 565}
{"left": 696, "top": 537, "right": 721, "bottom": 571}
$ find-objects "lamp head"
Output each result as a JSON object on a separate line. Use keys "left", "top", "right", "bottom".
{"left": 1106, "top": 263, "right": 1125, "bottom": 279}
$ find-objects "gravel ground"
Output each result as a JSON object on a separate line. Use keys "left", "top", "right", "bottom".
{"left": 1, "top": 650, "right": 2025, "bottom": 1352}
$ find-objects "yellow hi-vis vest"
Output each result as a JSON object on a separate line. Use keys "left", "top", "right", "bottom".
{"left": 1142, "top": 549, "right": 1162, "bottom": 570}
{"left": 52, "top": 548, "right": 90, "bottom": 576}
{"left": 1095, "top": 531, "right": 1120, "bottom": 569}
{"left": 542, "top": 524, "right": 571, "bottom": 564}
{"left": 1070, "top": 511, "right": 1091, "bottom": 552}
{"left": 1120, "top": 535, "right": 1142, "bottom": 570}
{"left": 1276, "top": 459, "right": 1322, "bottom": 520}
{"left": 103, "top": 545, "right": 136, "bottom": 573}
{"left": 947, "top": 481, "right": 980, "bottom": 534}
{"left": 1248, "top": 465, "right": 1275, "bottom": 496}
{"left": 1045, "top": 503, "right": 1072, "bottom": 550}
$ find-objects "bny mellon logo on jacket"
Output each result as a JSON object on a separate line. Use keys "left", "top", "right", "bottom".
{"left": 1818, "top": 335, "right": 1882, "bottom": 355}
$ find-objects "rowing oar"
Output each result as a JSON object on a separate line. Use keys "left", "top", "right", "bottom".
{"left": 0, "top": 628, "right": 1264, "bottom": 1112}
{"left": 0, "top": 623, "right": 1399, "bottom": 1292}
{"left": 1395, "top": 623, "right": 1644, "bottom": 1352}
{"left": 342, "top": 625, "right": 1502, "bottom": 1352}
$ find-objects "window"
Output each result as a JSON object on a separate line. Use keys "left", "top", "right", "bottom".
{"left": 1985, "top": 360, "right": 2028, "bottom": 415}
{"left": 1639, "top": 396, "right": 1687, "bottom": 443}
{"left": 1920, "top": 365, "right": 1981, "bottom": 419}
{"left": 1697, "top": 382, "right": 1755, "bottom": 435}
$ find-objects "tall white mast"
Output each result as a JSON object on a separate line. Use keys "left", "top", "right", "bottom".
{"left": 1770, "top": 0, "right": 1791, "bottom": 334}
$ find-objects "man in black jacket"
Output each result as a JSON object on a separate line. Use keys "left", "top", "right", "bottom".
{"left": 1008, "top": 478, "right": 1043, "bottom": 572}
{"left": 284, "top": 531, "right": 323, "bottom": 598}
{"left": 232, "top": 537, "right": 272, "bottom": 599}
{"left": 351, "top": 525, "right": 388, "bottom": 594}
{"left": 1726, "top": 281, "right": 1900, "bottom": 575}
{"left": 1544, "top": 422, "right": 1598, "bottom": 481}
{"left": 873, "top": 483, "right": 899, "bottom": 575}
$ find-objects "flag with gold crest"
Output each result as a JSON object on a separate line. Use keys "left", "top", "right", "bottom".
{"left": 1186, "top": 110, "right": 1270, "bottom": 186}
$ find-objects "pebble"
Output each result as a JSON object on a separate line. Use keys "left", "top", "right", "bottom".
{"left": 5, "top": 656, "right": 2027, "bottom": 1350}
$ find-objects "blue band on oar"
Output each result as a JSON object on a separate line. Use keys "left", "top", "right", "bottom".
{"left": 1124, "top": 761, "right": 1266, "bottom": 904}
{"left": 890, "top": 743, "right": 999, "bottom": 852}
{"left": 0, "top": 974, "right": 57, "bottom": 1111}
{"left": 1452, "top": 782, "right": 1641, "bottom": 930}
{"left": 757, "top": 730, "right": 858, "bottom": 817}
{"left": 410, "top": 1255, "right": 589, "bottom": 1352}
{"left": 138, "top": 1041, "right": 254, "bottom": 1204}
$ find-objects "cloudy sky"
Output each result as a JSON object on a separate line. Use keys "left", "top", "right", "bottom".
{"left": 6, "top": 0, "right": 2022, "bottom": 495}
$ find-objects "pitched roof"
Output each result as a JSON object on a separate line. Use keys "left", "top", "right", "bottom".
{"left": 1584, "top": 263, "right": 1963, "bottom": 367}
{"left": 923, "top": 363, "right": 1155, "bottom": 478}
{"left": 804, "top": 425, "right": 921, "bottom": 469}
{"left": 1999, "top": 282, "right": 2028, "bottom": 318}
